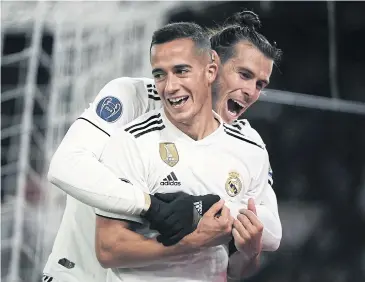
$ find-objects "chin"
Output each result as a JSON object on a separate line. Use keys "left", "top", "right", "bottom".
{"left": 220, "top": 110, "right": 236, "bottom": 124}
{"left": 226, "top": 116, "right": 236, "bottom": 124}
{"left": 167, "top": 109, "right": 193, "bottom": 124}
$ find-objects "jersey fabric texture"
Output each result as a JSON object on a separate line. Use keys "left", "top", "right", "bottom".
{"left": 44, "top": 77, "right": 162, "bottom": 282}
{"left": 96, "top": 109, "right": 270, "bottom": 282}
{"left": 44, "top": 77, "right": 281, "bottom": 282}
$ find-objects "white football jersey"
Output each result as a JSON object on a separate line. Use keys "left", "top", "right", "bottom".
{"left": 43, "top": 77, "right": 162, "bottom": 282}
{"left": 44, "top": 76, "right": 281, "bottom": 282}
{"left": 97, "top": 109, "right": 271, "bottom": 282}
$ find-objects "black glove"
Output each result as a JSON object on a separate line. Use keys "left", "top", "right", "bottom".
{"left": 142, "top": 192, "right": 220, "bottom": 246}
{"left": 228, "top": 239, "right": 238, "bottom": 256}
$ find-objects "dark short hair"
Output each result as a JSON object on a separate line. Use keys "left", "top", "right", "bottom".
{"left": 209, "top": 11, "right": 282, "bottom": 64}
{"left": 150, "top": 22, "right": 211, "bottom": 55}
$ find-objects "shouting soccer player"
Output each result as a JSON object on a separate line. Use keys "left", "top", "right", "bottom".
{"left": 43, "top": 11, "right": 281, "bottom": 282}
{"left": 94, "top": 20, "right": 273, "bottom": 282}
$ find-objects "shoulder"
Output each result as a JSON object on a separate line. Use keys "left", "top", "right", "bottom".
{"left": 123, "top": 109, "right": 164, "bottom": 139}
{"left": 80, "top": 77, "right": 160, "bottom": 129}
{"left": 103, "top": 77, "right": 161, "bottom": 109}
{"left": 222, "top": 119, "right": 265, "bottom": 150}
{"left": 90, "top": 77, "right": 150, "bottom": 114}
{"left": 236, "top": 119, "right": 266, "bottom": 146}
{"left": 99, "top": 76, "right": 156, "bottom": 98}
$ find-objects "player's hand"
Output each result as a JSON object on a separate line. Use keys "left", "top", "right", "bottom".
{"left": 142, "top": 192, "right": 220, "bottom": 246}
{"left": 183, "top": 200, "right": 234, "bottom": 249}
{"left": 231, "top": 198, "right": 263, "bottom": 259}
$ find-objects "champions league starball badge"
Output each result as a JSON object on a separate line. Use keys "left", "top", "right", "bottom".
{"left": 96, "top": 96, "right": 123, "bottom": 123}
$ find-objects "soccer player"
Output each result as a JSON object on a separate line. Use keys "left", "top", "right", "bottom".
{"left": 43, "top": 11, "right": 281, "bottom": 282}
{"left": 94, "top": 20, "right": 271, "bottom": 282}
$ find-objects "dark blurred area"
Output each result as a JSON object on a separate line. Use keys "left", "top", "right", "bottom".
{"left": 2, "top": 1, "right": 365, "bottom": 282}
{"left": 244, "top": 103, "right": 365, "bottom": 282}
{"left": 168, "top": 1, "right": 365, "bottom": 102}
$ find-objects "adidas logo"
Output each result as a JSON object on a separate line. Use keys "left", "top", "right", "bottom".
{"left": 160, "top": 172, "right": 181, "bottom": 186}
{"left": 193, "top": 201, "right": 203, "bottom": 215}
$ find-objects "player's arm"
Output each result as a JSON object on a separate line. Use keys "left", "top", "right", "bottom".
{"left": 224, "top": 160, "right": 281, "bottom": 252}
{"left": 242, "top": 158, "right": 281, "bottom": 252}
{"left": 47, "top": 78, "right": 149, "bottom": 215}
{"left": 95, "top": 218, "right": 192, "bottom": 268}
{"left": 96, "top": 200, "right": 232, "bottom": 268}
{"left": 255, "top": 177, "right": 281, "bottom": 251}
{"left": 94, "top": 132, "right": 229, "bottom": 268}
{"left": 244, "top": 122, "right": 282, "bottom": 250}
{"left": 227, "top": 150, "right": 281, "bottom": 279}
{"left": 227, "top": 122, "right": 282, "bottom": 251}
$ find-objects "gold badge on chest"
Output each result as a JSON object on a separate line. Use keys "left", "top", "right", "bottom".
{"left": 159, "top": 142, "right": 179, "bottom": 167}
{"left": 225, "top": 171, "right": 243, "bottom": 197}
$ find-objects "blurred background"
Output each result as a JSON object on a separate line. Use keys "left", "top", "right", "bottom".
{"left": 1, "top": 1, "right": 365, "bottom": 282}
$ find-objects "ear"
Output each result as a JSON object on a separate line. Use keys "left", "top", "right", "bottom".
{"left": 211, "top": 50, "right": 221, "bottom": 66}
{"left": 206, "top": 62, "right": 218, "bottom": 84}
{"left": 206, "top": 52, "right": 218, "bottom": 85}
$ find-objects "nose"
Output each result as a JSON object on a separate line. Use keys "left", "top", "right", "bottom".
{"left": 164, "top": 74, "right": 180, "bottom": 95}
{"left": 242, "top": 79, "right": 256, "bottom": 100}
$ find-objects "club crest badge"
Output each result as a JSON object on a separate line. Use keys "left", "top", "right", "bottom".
{"left": 225, "top": 171, "right": 243, "bottom": 197}
{"left": 96, "top": 96, "right": 122, "bottom": 123}
{"left": 159, "top": 142, "right": 179, "bottom": 167}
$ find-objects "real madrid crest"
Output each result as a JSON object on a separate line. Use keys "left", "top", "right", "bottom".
{"left": 159, "top": 142, "right": 179, "bottom": 167}
{"left": 225, "top": 171, "right": 243, "bottom": 197}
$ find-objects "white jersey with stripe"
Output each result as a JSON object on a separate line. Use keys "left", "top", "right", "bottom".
{"left": 44, "top": 77, "right": 162, "bottom": 282}
{"left": 96, "top": 109, "right": 271, "bottom": 282}
{"left": 44, "top": 77, "right": 281, "bottom": 282}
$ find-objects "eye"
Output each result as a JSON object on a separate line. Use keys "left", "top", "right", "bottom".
{"left": 257, "top": 81, "right": 268, "bottom": 90}
{"left": 176, "top": 69, "right": 188, "bottom": 75}
{"left": 256, "top": 82, "right": 264, "bottom": 90}
{"left": 153, "top": 73, "right": 165, "bottom": 80}
{"left": 239, "top": 72, "right": 252, "bottom": 80}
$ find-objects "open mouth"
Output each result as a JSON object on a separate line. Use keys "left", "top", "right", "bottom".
{"left": 227, "top": 98, "right": 245, "bottom": 117}
{"left": 167, "top": 96, "right": 189, "bottom": 108}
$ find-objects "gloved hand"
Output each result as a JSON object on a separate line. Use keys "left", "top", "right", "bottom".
{"left": 141, "top": 192, "right": 220, "bottom": 246}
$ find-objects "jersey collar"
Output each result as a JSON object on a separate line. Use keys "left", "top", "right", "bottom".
{"left": 160, "top": 109, "right": 224, "bottom": 145}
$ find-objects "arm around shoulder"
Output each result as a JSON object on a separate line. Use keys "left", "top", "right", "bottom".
{"left": 48, "top": 77, "right": 148, "bottom": 215}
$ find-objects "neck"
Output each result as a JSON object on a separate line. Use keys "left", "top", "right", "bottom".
{"left": 165, "top": 102, "right": 219, "bottom": 141}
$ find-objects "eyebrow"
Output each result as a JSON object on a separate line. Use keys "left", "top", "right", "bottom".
{"left": 152, "top": 68, "right": 163, "bottom": 75}
{"left": 238, "top": 67, "right": 270, "bottom": 85}
{"left": 174, "top": 64, "right": 192, "bottom": 70}
{"left": 152, "top": 64, "right": 192, "bottom": 75}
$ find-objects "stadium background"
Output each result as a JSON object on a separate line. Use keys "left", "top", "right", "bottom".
{"left": 1, "top": 1, "right": 365, "bottom": 281}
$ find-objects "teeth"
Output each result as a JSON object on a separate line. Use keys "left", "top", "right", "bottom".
{"left": 232, "top": 99, "right": 244, "bottom": 108}
{"left": 169, "top": 97, "right": 185, "bottom": 102}
{"left": 168, "top": 96, "right": 189, "bottom": 108}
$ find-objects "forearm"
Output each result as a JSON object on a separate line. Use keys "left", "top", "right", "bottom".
{"left": 49, "top": 154, "right": 147, "bottom": 215}
{"left": 250, "top": 150, "right": 281, "bottom": 251}
{"left": 48, "top": 121, "right": 147, "bottom": 216}
{"left": 227, "top": 252, "right": 260, "bottom": 281}
{"left": 256, "top": 201, "right": 282, "bottom": 251}
{"left": 96, "top": 219, "right": 199, "bottom": 268}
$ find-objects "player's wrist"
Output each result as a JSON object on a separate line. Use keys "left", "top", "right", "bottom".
{"left": 227, "top": 251, "right": 260, "bottom": 280}
{"left": 181, "top": 229, "right": 208, "bottom": 251}
{"left": 235, "top": 247, "right": 260, "bottom": 264}
{"left": 177, "top": 232, "right": 203, "bottom": 253}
